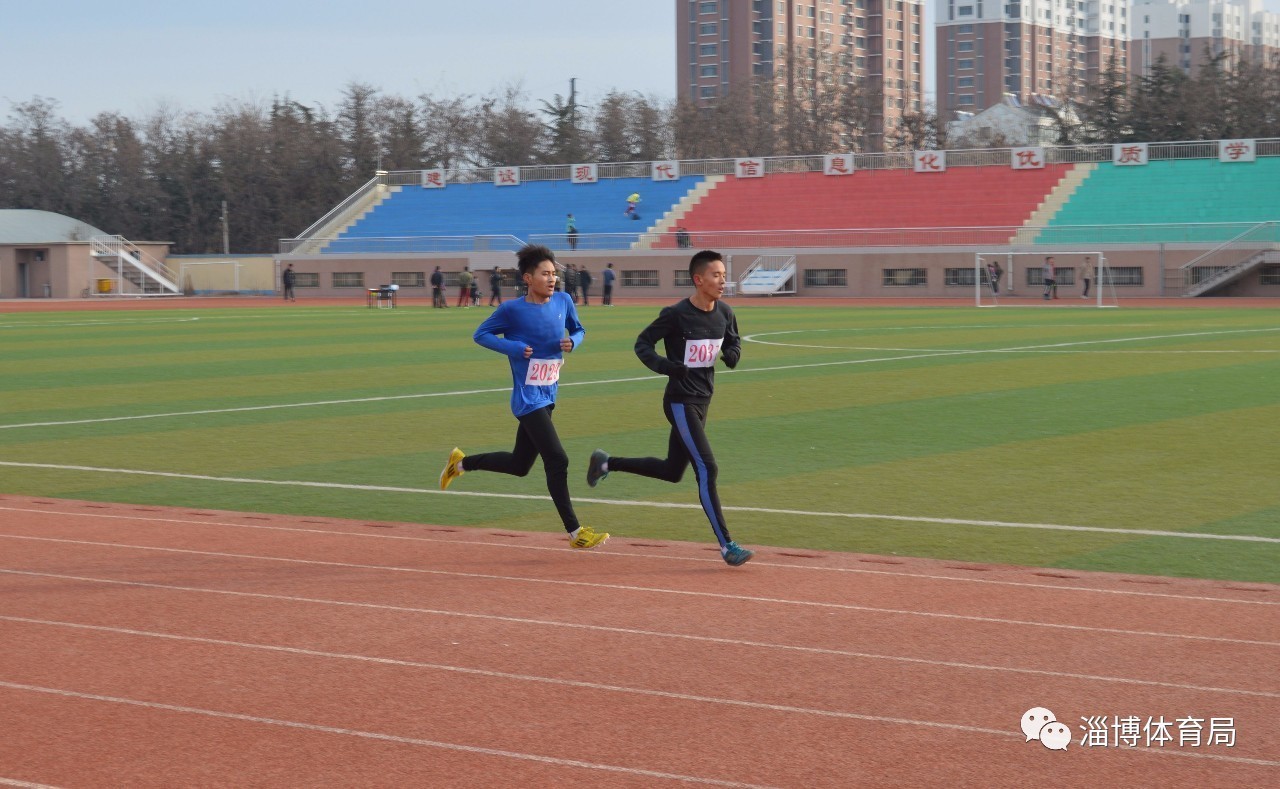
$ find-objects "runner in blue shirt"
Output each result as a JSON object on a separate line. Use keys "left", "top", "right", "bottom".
{"left": 439, "top": 244, "right": 608, "bottom": 550}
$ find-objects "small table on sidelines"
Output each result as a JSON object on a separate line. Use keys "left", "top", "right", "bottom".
{"left": 367, "top": 286, "right": 398, "bottom": 309}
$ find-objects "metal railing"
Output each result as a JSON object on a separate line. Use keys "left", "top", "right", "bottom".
{"left": 279, "top": 234, "right": 526, "bottom": 255}
{"left": 90, "top": 235, "right": 179, "bottom": 294}
{"left": 369, "top": 137, "right": 1280, "bottom": 187}
{"left": 1163, "top": 221, "right": 1280, "bottom": 296}
{"left": 527, "top": 222, "right": 1278, "bottom": 252}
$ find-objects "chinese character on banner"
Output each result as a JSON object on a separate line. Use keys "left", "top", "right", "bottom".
{"left": 823, "top": 154, "right": 855, "bottom": 176}
{"left": 420, "top": 169, "right": 446, "bottom": 189}
{"left": 735, "top": 158, "right": 764, "bottom": 178}
{"left": 1011, "top": 147, "right": 1045, "bottom": 170}
{"left": 1208, "top": 718, "right": 1236, "bottom": 747}
{"left": 571, "top": 164, "right": 598, "bottom": 184}
{"left": 651, "top": 160, "right": 681, "bottom": 181}
{"left": 1218, "top": 139, "right": 1256, "bottom": 162}
{"left": 493, "top": 167, "right": 520, "bottom": 187}
{"left": 1113, "top": 143, "right": 1149, "bottom": 166}
{"left": 1079, "top": 716, "right": 1110, "bottom": 747}
{"left": 914, "top": 150, "right": 946, "bottom": 173}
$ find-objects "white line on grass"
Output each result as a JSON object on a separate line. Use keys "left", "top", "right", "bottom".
{"left": 2, "top": 540, "right": 1275, "bottom": 647}
{"left": 1, "top": 461, "right": 1276, "bottom": 545}
{"left": 743, "top": 326, "right": 1280, "bottom": 352}
{"left": 2, "top": 589, "right": 1275, "bottom": 699}
{"left": 3, "top": 504, "right": 1273, "bottom": 607}
{"left": 0, "top": 680, "right": 776, "bottom": 788}
{"left": 7, "top": 326, "right": 1275, "bottom": 432}
{"left": 0, "top": 317, "right": 201, "bottom": 329}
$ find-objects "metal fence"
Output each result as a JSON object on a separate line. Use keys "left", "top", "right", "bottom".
{"left": 279, "top": 234, "right": 525, "bottom": 255}
{"left": 372, "top": 137, "right": 1280, "bottom": 187}
{"left": 282, "top": 223, "right": 1280, "bottom": 256}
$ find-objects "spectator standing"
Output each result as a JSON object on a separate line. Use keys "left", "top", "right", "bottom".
{"left": 985, "top": 260, "right": 1002, "bottom": 295}
{"left": 457, "top": 266, "right": 474, "bottom": 307}
{"left": 602, "top": 262, "right": 616, "bottom": 306}
{"left": 625, "top": 192, "right": 640, "bottom": 219}
{"left": 282, "top": 263, "right": 297, "bottom": 301}
{"left": 566, "top": 214, "right": 578, "bottom": 250}
{"left": 578, "top": 265, "right": 592, "bottom": 306}
{"left": 489, "top": 266, "right": 504, "bottom": 307}
{"left": 565, "top": 263, "right": 580, "bottom": 304}
{"left": 1042, "top": 256, "right": 1058, "bottom": 300}
{"left": 430, "top": 266, "right": 447, "bottom": 308}
{"left": 1080, "top": 256, "right": 1094, "bottom": 299}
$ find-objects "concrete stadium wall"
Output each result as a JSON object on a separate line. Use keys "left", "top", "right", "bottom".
{"left": 277, "top": 245, "right": 1280, "bottom": 300}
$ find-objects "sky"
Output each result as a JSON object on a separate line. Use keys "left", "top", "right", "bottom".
{"left": 3, "top": 0, "right": 676, "bottom": 123}
{"left": 6, "top": 1, "right": 1280, "bottom": 126}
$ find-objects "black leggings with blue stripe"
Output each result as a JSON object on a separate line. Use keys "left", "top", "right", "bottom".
{"left": 607, "top": 400, "right": 732, "bottom": 548}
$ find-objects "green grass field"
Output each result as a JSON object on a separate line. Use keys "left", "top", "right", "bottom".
{"left": 2, "top": 302, "right": 1278, "bottom": 584}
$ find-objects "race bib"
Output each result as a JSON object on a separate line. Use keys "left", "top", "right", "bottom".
{"left": 684, "top": 338, "right": 723, "bottom": 368}
{"left": 525, "top": 358, "right": 562, "bottom": 386}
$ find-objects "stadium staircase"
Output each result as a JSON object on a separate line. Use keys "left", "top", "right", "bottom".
{"left": 90, "top": 235, "right": 180, "bottom": 295}
{"left": 637, "top": 175, "right": 727, "bottom": 250}
{"left": 1181, "top": 249, "right": 1280, "bottom": 296}
{"left": 737, "top": 255, "right": 797, "bottom": 295}
{"left": 1011, "top": 163, "right": 1096, "bottom": 244}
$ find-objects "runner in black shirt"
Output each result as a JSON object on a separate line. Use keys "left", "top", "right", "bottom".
{"left": 586, "top": 250, "right": 753, "bottom": 566}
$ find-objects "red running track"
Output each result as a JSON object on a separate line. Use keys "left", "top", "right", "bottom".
{"left": 1, "top": 495, "right": 1277, "bottom": 787}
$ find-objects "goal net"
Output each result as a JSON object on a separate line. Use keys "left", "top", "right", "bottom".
{"left": 974, "top": 252, "right": 1118, "bottom": 308}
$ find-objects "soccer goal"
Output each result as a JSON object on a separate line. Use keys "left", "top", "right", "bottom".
{"left": 974, "top": 251, "right": 1118, "bottom": 308}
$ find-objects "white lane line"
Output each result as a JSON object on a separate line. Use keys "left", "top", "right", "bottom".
{"left": 0, "top": 780, "right": 59, "bottom": 789}
{"left": 3, "top": 504, "right": 1275, "bottom": 607}
{"left": 3, "top": 620, "right": 1278, "bottom": 770}
{"left": 0, "top": 681, "right": 775, "bottom": 789}
{"left": 8, "top": 326, "right": 1276, "bottom": 432}
{"left": 2, "top": 540, "right": 1275, "bottom": 648}
{"left": 2, "top": 465, "right": 1276, "bottom": 545}
{"left": 2, "top": 590, "right": 1276, "bottom": 699}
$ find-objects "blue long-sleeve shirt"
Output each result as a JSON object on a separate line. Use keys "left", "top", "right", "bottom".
{"left": 473, "top": 292, "right": 585, "bottom": 417}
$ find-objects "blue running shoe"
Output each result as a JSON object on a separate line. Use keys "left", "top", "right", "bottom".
{"left": 722, "top": 541, "right": 754, "bottom": 567}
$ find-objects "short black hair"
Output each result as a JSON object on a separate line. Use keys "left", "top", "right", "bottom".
{"left": 689, "top": 249, "right": 723, "bottom": 279}
{"left": 516, "top": 244, "right": 556, "bottom": 276}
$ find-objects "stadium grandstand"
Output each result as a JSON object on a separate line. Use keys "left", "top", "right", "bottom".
{"left": 277, "top": 138, "right": 1280, "bottom": 301}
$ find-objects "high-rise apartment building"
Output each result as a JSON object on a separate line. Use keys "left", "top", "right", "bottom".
{"left": 1130, "top": 0, "right": 1280, "bottom": 76}
{"left": 676, "top": 0, "right": 926, "bottom": 146}
{"left": 935, "top": 0, "right": 1130, "bottom": 117}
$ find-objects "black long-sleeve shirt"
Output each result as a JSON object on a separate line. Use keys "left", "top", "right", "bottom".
{"left": 634, "top": 297, "right": 740, "bottom": 404}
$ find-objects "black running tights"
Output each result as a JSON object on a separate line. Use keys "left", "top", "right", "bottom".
{"left": 463, "top": 405, "right": 580, "bottom": 533}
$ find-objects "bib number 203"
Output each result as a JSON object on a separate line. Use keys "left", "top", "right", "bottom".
{"left": 684, "top": 338, "right": 723, "bottom": 369}
{"left": 525, "top": 358, "right": 562, "bottom": 385}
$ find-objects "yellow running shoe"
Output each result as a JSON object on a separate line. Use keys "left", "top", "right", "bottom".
{"left": 570, "top": 525, "right": 609, "bottom": 550}
{"left": 439, "top": 447, "right": 465, "bottom": 490}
